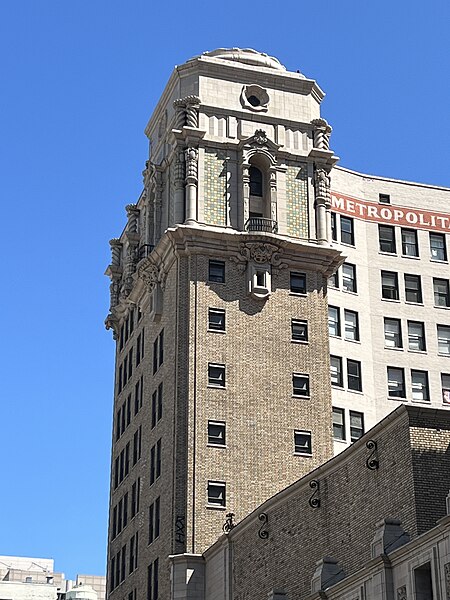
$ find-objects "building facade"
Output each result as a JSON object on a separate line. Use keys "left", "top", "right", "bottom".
{"left": 104, "top": 48, "right": 450, "bottom": 599}
{"left": 169, "top": 405, "right": 450, "bottom": 600}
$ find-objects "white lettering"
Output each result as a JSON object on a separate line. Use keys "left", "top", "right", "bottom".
{"left": 406, "top": 212, "right": 418, "bottom": 224}
{"left": 418, "top": 213, "right": 430, "bottom": 227}
{"left": 437, "top": 216, "right": 449, "bottom": 228}
{"left": 381, "top": 208, "right": 392, "bottom": 220}
{"left": 367, "top": 206, "right": 378, "bottom": 218}
{"left": 357, "top": 203, "right": 367, "bottom": 216}
{"left": 332, "top": 196, "right": 345, "bottom": 210}
{"left": 346, "top": 200, "right": 355, "bottom": 213}
{"left": 393, "top": 209, "right": 404, "bottom": 222}
{"left": 431, "top": 215, "right": 436, "bottom": 227}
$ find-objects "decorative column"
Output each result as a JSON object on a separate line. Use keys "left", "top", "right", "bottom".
{"left": 311, "top": 118, "right": 332, "bottom": 150}
{"left": 173, "top": 150, "right": 185, "bottom": 224}
{"left": 173, "top": 99, "right": 186, "bottom": 130}
{"left": 142, "top": 161, "right": 155, "bottom": 245}
{"left": 269, "top": 168, "right": 278, "bottom": 228}
{"left": 314, "top": 166, "right": 331, "bottom": 245}
{"left": 109, "top": 238, "right": 122, "bottom": 268}
{"left": 184, "top": 147, "right": 198, "bottom": 224}
{"left": 123, "top": 204, "right": 140, "bottom": 295}
{"left": 185, "top": 96, "right": 200, "bottom": 128}
{"left": 153, "top": 169, "right": 163, "bottom": 243}
{"left": 242, "top": 162, "right": 250, "bottom": 229}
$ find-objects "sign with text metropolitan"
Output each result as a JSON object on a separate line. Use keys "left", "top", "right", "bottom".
{"left": 331, "top": 192, "right": 450, "bottom": 233}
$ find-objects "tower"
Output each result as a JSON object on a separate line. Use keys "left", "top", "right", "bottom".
{"left": 105, "top": 48, "right": 342, "bottom": 600}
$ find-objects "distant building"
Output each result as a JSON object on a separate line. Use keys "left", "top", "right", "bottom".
{"left": 0, "top": 557, "right": 105, "bottom": 600}
{"left": 169, "top": 404, "right": 450, "bottom": 599}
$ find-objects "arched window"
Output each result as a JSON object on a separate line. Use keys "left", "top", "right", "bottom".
{"left": 249, "top": 166, "right": 263, "bottom": 197}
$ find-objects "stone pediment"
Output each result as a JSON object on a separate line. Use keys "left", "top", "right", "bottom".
{"left": 238, "top": 130, "right": 280, "bottom": 153}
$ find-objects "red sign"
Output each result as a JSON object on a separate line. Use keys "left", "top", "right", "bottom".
{"left": 331, "top": 191, "right": 450, "bottom": 233}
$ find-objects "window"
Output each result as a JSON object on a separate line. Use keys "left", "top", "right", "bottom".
{"left": 413, "top": 562, "right": 433, "bottom": 600}
{"left": 291, "top": 319, "right": 308, "bottom": 342}
{"left": 379, "top": 193, "right": 390, "bottom": 204}
{"left": 408, "top": 321, "right": 425, "bottom": 351}
{"left": 401, "top": 228, "right": 418, "bottom": 257}
{"left": 292, "top": 373, "right": 310, "bottom": 397}
{"left": 349, "top": 411, "right": 364, "bottom": 442}
{"left": 437, "top": 325, "right": 450, "bottom": 355}
{"left": 153, "top": 329, "right": 164, "bottom": 373}
{"left": 249, "top": 165, "right": 263, "bottom": 196}
{"left": 340, "top": 216, "right": 354, "bottom": 245}
{"left": 342, "top": 263, "right": 357, "bottom": 293}
{"left": 381, "top": 271, "right": 399, "bottom": 300}
{"left": 434, "top": 278, "right": 450, "bottom": 307}
{"left": 328, "top": 306, "right": 340, "bottom": 337}
{"left": 150, "top": 440, "right": 161, "bottom": 485}
{"left": 147, "top": 559, "right": 159, "bottom": 600}
{"left": 441, "top": 373, "right": 450, "bottom": 404}
{"left": 331, "top": 212, "right": 337, "bottom": 241}
{"left": 129, "top": 532, "right": 138, "bottom": 574}
{"left": 379, "top": 225, "right": 396, "bottom": 253}
{"left": 344, "top": 310, "right": 359, "bottom": 341}
{"left": 387, "top": 367, "right": 406, "bottom": 398}
{"left": 208, "top": 308, "right": 225, "bottom": 332}
{"left": 405, "top": 274, "right": 422, "bottom": 303}
{"left": 134, "top": 376, "right": 143, "bottom": 415}
{"left": 151, "top": 383, "right": 163, "bottom": 428}
{"left": 290, "top": 272, "right": 306, "bottom": 294}
{"left": 207, "top": 481, "right": 226, "bottom": 507}
{"left": 411, "top": 370, "right": 429, "bottom": 402}
{"left": 209, "top": 260, "right": 225, "bottom": 283}
{"left": 148, "top": 497, "right": 160, "bottom": 544}
{"left": 294, "top": 430, "right": 312, "bottom": 455}
{"left": 132, "top": 426, "right": 142, "bottom": 466}
{"left": 430, "top": 232, "right": 447, "bottom": 261}
{"left": 130, "top": 478, "right": 140, "bottom": 518}
{"left": 208, "top": 363, "right": 226, "bottom": 387}
{"left": 330, "top": 355, "right": 343, "bottom": 387}
{"left": 328, "top": 270, "right": 339, "bottom": 289}
{"left": 347, "top": 359, "right": 362, "bottom": 392}
{"left": 208, "top": 421, "right": 226, "bottom": 446}
{"left": 332, "top": 407, "right": 345, "bottom": 441}
{"left": 384, "top": 318, "right": 402, "bottom": 348}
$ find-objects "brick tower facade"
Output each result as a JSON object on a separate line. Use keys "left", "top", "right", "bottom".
{"left": 105, "top": 48, "right": 342, "bottom": 600}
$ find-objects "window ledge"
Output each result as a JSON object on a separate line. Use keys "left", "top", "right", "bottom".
{"left": 381, "top": 298, "right": 401, "bottom": 303}
{"left": 293, "top": 452, "right": 313, "bottom": 457}
{"left": 411, "top": 399, "right": 431, "bottom": 404}
{"left": 345, "top": 338, "right": 361, "bottom": 344}
{"left": 292, "top": 394, "right": 311, "bottom": 400}
{"left": 331, "top": 384, "right": 344, "bottom": 389}
{"left": 401, "top": 254, "right": 420, "bottom": 260}
{"left": 329, "top": 334, "right": 341, "bottom": 339}
{"left": 207, "top": 385, "right": 227, "bottom": 390}
{"left": 207, "top": 329, "right": 227, "bottom": 334}
{"left": 387, "top": 396, "right": 406, "bottom": 401}
{"left": 289, "top": 292, "right": 307, "bottom": 297}
{"left": 347, "top": 389, "right": 364, "bottom": 395}
{"left": 379, "top": 251, "right": 397, "bottom": 257}
{"left": 206, "top": 504, "right": 227, "bottom": 511}
{"left": 431, "top": 259, "right": 448, "bottom": 264}
{"left": 408, "top": 349, "right": 427, "bottom": 354}
{"left": 405, "top": 301, "right": 424, "bottom": 306}
{"left": 291, "top": 339, "right": 309, "bottom": 344}
{"left": 333, "top": 438, "right": 347, "bottom": 444}
{"left": 384, "top": 346, "right": 404, "bottom": 351}
{"left": 438, "top": 353, "right": 450, "bottom": 358}
{"left": 207, "top": 444, "right": 227, "bottom": 449}
{"left": 342, "top": 289, "right": 358, "bottom": 295}
{"left": 434, "top": 305, "right": 450, "bottom": 310}
{"left": 340, "top": 242, "right": 356, "bottom": 249}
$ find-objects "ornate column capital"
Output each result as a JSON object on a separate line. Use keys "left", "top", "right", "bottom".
{"left": 311, "top": 118, "right": 332, "bottom": 150}
{"left": 185, "top": 147, "right": 199, "bottom": 184}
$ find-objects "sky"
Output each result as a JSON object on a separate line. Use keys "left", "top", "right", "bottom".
{"left": 0, "top": 0, "right": 449, "bottom": 581}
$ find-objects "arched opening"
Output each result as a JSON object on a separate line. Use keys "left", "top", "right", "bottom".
{"left": 249, "top": 166, "right": 264, "bottom": 217}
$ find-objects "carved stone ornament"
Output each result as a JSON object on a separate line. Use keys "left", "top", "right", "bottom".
{"left": 445, "top": 562, "right": 450, "bottom": 599}
{"left": 397, "top": 585, "right": 407, "bottom": 600}
{"left": 105, "top": 314, "right": 119, "bottom": 340}
{"left": 173, "top": 95, "right": 201, "bottom": 129}
{"left": 240, "top": 242, "right": 282, "bottom": 265}
{"left": 138, "top": 262, "right": 159, "bottom": 291}
{"left": 253, "top": 129, "right": 269, "bottom": 145}
{"left": 311, "top": 118, "right": 332, "bottom": 150}
{"left": 314, "top": 167, "right": 331, "bottom": 202}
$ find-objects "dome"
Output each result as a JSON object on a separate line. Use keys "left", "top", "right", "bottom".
{"left": 202, "top": 48, "right": 286, "bottom": 71}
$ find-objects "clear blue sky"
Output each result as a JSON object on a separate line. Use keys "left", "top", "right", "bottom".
{"left": 0, "top": 0, "right": 449, "bottom": 580}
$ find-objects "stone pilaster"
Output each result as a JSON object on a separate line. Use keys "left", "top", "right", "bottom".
{"left": 185, "top": 147, "right": 198, "bottom": 224}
